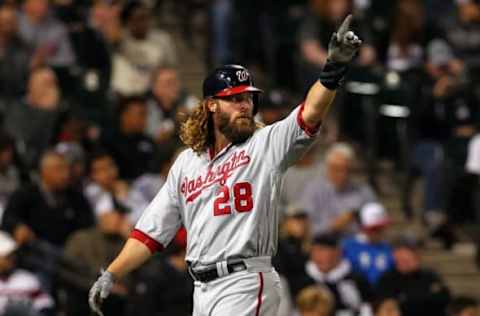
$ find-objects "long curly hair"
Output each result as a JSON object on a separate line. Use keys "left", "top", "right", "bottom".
{"left": 180, "top": 98, "right": 265, "bottom": 155}
{"left": 179, "top": 99, "right": 213, "bottom": 155}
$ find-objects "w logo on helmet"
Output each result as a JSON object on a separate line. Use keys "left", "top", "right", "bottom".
{"left": 236, "top": 70, "right": 249, "bottom": 82}
{"left": 203, "top": 65, "right": 261, "bottom": 101}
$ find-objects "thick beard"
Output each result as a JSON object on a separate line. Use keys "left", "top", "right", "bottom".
{"left": 217, "top": 111, "right": 255, "bottom": 144}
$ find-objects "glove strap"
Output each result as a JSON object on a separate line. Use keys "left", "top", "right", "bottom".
{"left": 319, "top": 59, "right": 349, "bottom": 90}
{"left": 101, "top": 270, "right": 115, "bottom": 281}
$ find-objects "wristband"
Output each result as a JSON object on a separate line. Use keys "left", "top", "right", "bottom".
{"left": 319, "top": 59, "right": 349, "bottom": 90}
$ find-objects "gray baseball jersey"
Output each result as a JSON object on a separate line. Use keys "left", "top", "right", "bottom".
{"left": 131, "top": 104, "right": 320, "bottom": 267}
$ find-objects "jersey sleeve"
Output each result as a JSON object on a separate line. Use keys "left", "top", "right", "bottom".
{"left": 261, "top": 103, "right": 321, "bottom": 172}
{"left": 130, "top": 157, "right": 183, "bottom": 253}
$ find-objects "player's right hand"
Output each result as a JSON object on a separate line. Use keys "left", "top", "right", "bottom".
{"left": 327, "top": 14, "right": 362, "bottom": 64}
{"left": 88, "top": 270, "right": 114, "bottom": 316}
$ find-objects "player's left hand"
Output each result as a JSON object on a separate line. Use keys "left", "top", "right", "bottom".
{"left": 88, "top": 270, "right": 114, "bottom": 316}
{"left": 327, "top": 14, "right": 362, "bottom": 64}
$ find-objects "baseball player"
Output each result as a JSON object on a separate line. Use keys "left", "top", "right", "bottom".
{"left": 89, "top": 15, "right": 361, "bottom": 316}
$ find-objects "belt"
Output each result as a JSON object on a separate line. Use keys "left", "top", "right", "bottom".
{"left": 187, "top": 259, "right": 247, "bottom": 283}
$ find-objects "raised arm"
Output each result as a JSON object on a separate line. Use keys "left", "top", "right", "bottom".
{"left": 302, "top": 15, "right": 362, "bottom": 127}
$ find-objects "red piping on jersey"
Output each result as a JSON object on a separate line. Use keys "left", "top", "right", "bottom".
{"left": 255, "top": 272, "right": 264, "bottom": 316}
{"left": 297, "top": 102, "right": 321, "bottom": 137}
{"left": 130, "top": 229, "right": 164, "bottom": 253}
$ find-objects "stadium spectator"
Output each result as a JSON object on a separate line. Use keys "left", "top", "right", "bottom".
{"left": 88, "top": 0, "right": 122, "bottom": 46}
{"left": 2, "top": 150, "right": 93, "bottom": 247}
{"left": 67, "top": 4, "right": 114, "bottom": 123}
{"left": 296, "top": 285, "right": 334, "bottom": 316}
{"left": 17, "top": 0, "right": 75, "bottom": 68}
{"left": 376, "top": 236, "right": 451, "bottom": 316}
{"left": 280, "top": 143, "right": 321, "bottom": 212}
{"left": 419, "top": 39, "right": 478, "bottom": 228}
{"left": 83, "top": 150, "right": 134, "bottom": 229}
{"left": 273, "top": 204, "right": 311, "bottom": 299}
{"left": 54, "top": 113, "right": 88, "bottom": 146}
{"left": 385, "top": 0, "right": 424, "bottom": 72}
{"left": 4, "top": 67, "right": 65, "bottom": 170}
{"left": 68, "top": 6, "right": 112, "bottom": 76}
{"left": 297, "top": 0, "right": 376, "bottom": 90}
{"left": 404, "top": 35, "right": 476, "bottom": 237}
{"left": 257, "top": 89, "right": 292, "bottom": 126}
{"left": 342, "top": 202, "right": 395, "bottom": 285}
{"left": 372, "top": 297, "right": 401, "bottom": 316}
{"left": 229, "top": 0, "right": 274, "bottom": 76}
{"left": 447, "top": 296, "right": 479, "bottom": 316}
{"left": 385, "top": 0, "right": 444, "bottom": 73}
{"left": 302, "top": 142, "right": 376, "bottom": 235}
{"left": 0, "top": 231, "right": 54, "bottom": 316}
{"left": 402, "top": 40, "right": 454, "bottom": 220}
{"left": 445, "top": 1, "right": 480, "bottom": 66}
{"left": 54, "top": 141, "right": 87, "bottom": 191}
{"left": 145, "top": 66, "right": 197, "bottom": 144}
{"left": 128, "top": 141, "right": 179, "bottom": 219}
{"left": 102, "top": 96, "right": 156, "bottom": 181}
{"left": 402, "top": 38, "right": 467, "bottom": 246}
{"left": 352, "top": 0, "right": 395, "bottom": 64}
{"left": 111, "top": 1, "right": 177, "bottom": 95}
{"left": 299, "top": 232, "right": 373, "bottom": 316}
{"left": 0, "top": 131, "right": 19, "bottom": 222}
{"left": 423, "top": 0, "right": 456, "bottom": 29}
{"left": 0, "top": 5, "right": 31, "bottom": 104}
{"left": 61, "top": 201, "right": 131, "bottom": 316}
{"left": 440, "top": 74, "right": 477, "bottom": 227}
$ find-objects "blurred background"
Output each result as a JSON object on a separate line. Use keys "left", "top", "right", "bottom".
{"left": 0, "top": 0, "right": 478, "bottom": 315}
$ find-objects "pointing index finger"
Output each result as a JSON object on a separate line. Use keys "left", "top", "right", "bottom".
{"left": 337, "top": 14, "right": 353, "bottom": 38}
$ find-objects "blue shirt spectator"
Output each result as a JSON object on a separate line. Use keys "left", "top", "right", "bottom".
{"left": 342, "top": 203, "right": 395, "bottom": 285}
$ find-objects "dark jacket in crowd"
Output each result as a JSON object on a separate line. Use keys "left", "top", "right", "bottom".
{"left": 273, "top": 236, "right": 309, "bottom": 298}
{"left": 410, "top": 71, "right": 477, "bottom": 145}
{"left": 298, "top": 260, "right": 374, "bottom": 316}
{"left": 68, "top": 24, "right": 113, "bottom": 125}
{"left": 2, "top": 183, "right": 94, "bottom": 247}
{"left": 3, "top": 98, "right": 65, "bottom": 170}
{"left": 61, "top": 227, "right": 128, "bottom": 316}
{"left": 0, "top": 37, "right": 31, "bottom": 102}
{"left": 102, "top": 131, "right": 156, "bottom": 181}
{"left": 376, "top": 267, "right": 451, "bottom": 316}
{"left": 407, "top": 70, "right": 447, "bottom": 144}
{"left": 128, "top": 256, "right": 193, "bottom": 316}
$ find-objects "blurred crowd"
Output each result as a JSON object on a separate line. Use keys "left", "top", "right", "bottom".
{"left": 211, "top": 0, "right": 480, "bottom": 249}
{"left": 0, "top": 0, "right": 476, "bottom": 315}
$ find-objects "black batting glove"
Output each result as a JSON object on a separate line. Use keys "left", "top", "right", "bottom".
{"left": 320, "top": 15, "right": 363, "bottom": 90}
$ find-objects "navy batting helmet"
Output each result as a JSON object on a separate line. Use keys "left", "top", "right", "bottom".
{"left": 203, "top": 64, "right": 262, "bottom": 113}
